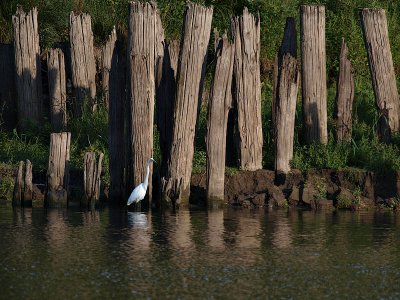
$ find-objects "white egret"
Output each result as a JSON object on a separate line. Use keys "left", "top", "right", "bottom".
{"left": 127, "top": 158, "right": 155, "bottom": 206}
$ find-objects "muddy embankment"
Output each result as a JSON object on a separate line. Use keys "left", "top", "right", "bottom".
{"left": 191, "top": 169, "right": 400, "bottom": 210}
{"left": 2, "top": 166, "right": 400, "bottom": 210}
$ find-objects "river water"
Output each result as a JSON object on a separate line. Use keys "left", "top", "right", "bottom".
{"left": 0, "top": 206, "right": 399, "bottom": 299}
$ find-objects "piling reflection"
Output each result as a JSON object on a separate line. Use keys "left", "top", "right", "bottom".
{"left": 0, "top": 206, "right": 400, "bottom": 299}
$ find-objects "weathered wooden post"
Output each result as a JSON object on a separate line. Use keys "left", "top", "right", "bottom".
{"left": 334, "top": 39, "right": 354, "bottom": 142}
{"left": 0, "top": 44, "right": 17, "bottom": 131}
{"left": 161, "top": 2, "right": 213, "bottom": 208}
{"left": 156, "top": 39, "right": 179, "bottom": 174}
{"left": 231, "top": 8, "right": 263, "bottom": 171}
{"left": 360, "top": 9, "right": 400, "bottom": 142}
{"left": 83, "top": 152, "right": 103, "bottom": 207}
{"left": 69, "top": 12, "right": 97, "bottom": 116}
{"left": 12, "top": 7, "right": 43, "bottom": 131}
{"left": 274, "top": 56, "right": 299, "bottom": 174}
{"left": 300, "top": 5, "right": 327, "bottom": 144}
{"left": 273, "top": 18, "right": 299, "bottom": 174}
{"left": 206, "top": 32, "right": 234, "bottom": 206}
{"left": 45, "top": 132, "right": 71, "bottom": 208}
{"left": 12, "top": 160, "right": 33, "bottom": 207}
{"left": 101, "top": 27, "right": 117, "bottom": 110}
{"left": 47, "top": 48, "right": 67, "bottom": 131}
{"left": 108, "top": 40, "right": 126, "bottom": 201}
{"left": 126, "top": 2, "right": 160, "bottom": 207}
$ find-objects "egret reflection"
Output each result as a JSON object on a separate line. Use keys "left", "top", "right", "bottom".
{"left": 127, "top": 212, "right": 148, "bottom": 228}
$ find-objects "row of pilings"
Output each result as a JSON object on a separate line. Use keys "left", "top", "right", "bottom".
{"left": 2, "top": 3, "right": 399, "bottom": 209}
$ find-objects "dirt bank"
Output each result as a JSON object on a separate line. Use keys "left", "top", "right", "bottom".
{"left": 190, "top": 169, "right": 400, "bottom": 210}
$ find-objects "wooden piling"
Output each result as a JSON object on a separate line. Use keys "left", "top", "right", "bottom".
{"left": 334, "top": 40, "right": 354, "bottom": 142}
{"left": 83, "top": 152, "right": 103, "bottom": 207}
{"left": 161, "top": 2, "right": 213, "bottom": 208}
{"left": 12, "top": 160, "right": 33, "bottom": 207}
{"left": 0, "top": 44, "right": 17, "bottom": 131}
{"left": 126, "top": 1, "right": 159, "bottom": 206}
{"left": 273, "top": 18, "right": 299, "bottom": 174}
{"left": 12, "top": 7, "right": 43, "bottom": 130}
{"left": 300, "top": 5, "right": 327, "bottom": 144}
{"left": 156, "top": 39, "right": 179, "bottom": 175}
{"left": 101, "top": 27, "right": 117, "bottom": 111}
{"left": 206, "top": 31, "right": 234, "bottom": 205}
{"left": 47, "top": 48, "right": 67, "bottom": 131}
{"left": 108, "top": 40, "right": 126, "bottom": 201}
{"left": 45, "top": 132, "right": 71, "bottom": 208}
{"left": 231, "top": 8, "right": 263, "bottom": 171}
{"left": 360, "top": 8, "right": 400, "bottom": 142}
{"left": 69, "top": 12, "right": 97, "bottom": 116}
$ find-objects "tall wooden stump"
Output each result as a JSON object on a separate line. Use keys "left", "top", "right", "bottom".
{"left": 156, "top": 39, "right": 179, "bottom": 175}
{"left": 360, "top": 9, "right": 400, "bottom": 142}
{"left": 334, "top": 40, "right": 354, "bottom": 142}
{"left": 12, "top": 160, "right": 33, "bottom": 207}
{"left": 12, "top": 7, "right": 43, "bottom": 131}
{"left": 126, "top": 2, "right": 160, "bottom": 207}
{"left": 45, "top": 132, "right": 71, "bottom": 208}
{"left": 101, "top": 27, "right": 117, "bottom": 111}
{"left": 300, "top": 5, "right": 327, "bottom": 144}
{"left": 206, "top": 32, "right": 234, "bottom": 205}
{"left": 83, "top": 152, "right": 103, "bottom": 207}
{"left": 0, "top": 44, "right": 17, "bottom": 131}
{"left": 69, "top": 12, "right": 97, "bottom": 116}
{"left": 231, "top": 8, "right": 263, "bottom": 171}
{"left": 108, "top": 41, "right": 125, "bottom": 201}
{"left": 273, "top": 18, "right": 299, "bottom": 174}
{"left": 274, "top": 56, "right": 299, "bottom": 174}
{"left": 161, "top": 2, "right": 213, "bottom": 208}
{"left": 47, "top": 48, "right": 67, "bottom": 132}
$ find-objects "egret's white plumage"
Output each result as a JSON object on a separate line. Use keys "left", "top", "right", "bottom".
{"left": 127, "top": 158, "right": 154, "bottom": 206}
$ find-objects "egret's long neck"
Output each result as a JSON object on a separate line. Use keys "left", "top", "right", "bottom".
{"left": 143, "top": 162, "right": 151, "bottom": 190}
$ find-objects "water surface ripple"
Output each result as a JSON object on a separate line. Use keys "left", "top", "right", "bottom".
{"left": 0, "top": 207, "right": 399, "bottom": 299}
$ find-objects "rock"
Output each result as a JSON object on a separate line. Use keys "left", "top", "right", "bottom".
{"left": 266, "top": 185, "right": 286, "bottom": 208}
{"left": 336, "top": 188, "right": 356, "bottom": 209}
{"left": 251, "top": 193, "right": 266, "bottom": 207}
{"left": 311, "top": 199, "right": 334, "bottom": 210}
{"left": 242, "top": 200, "right": 252, "bottom": 208}
{"left": 301, "top": 184, "right": 316, "bottom": 204}
{"left": 386, "top": 197, "right": 398, "bottom": 209}
{"left": 359, "top": 196, "right": 375, "bottom": 209}
{"left": 288, "top": 186, "right": 300, "bottom": 206}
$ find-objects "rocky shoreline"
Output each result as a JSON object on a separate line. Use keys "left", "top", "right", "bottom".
{"left": 191, "top": 169, "right": 400, "bottom": 210}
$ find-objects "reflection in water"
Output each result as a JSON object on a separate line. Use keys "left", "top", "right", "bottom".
{"left": 0, "top": 207, "right": 400, "bottom": 299}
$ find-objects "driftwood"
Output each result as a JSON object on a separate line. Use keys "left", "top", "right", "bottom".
{"left": 126, "top": 2, "right": 159, "bottom": 206}
{"left": 206, "top": 31, "right": 234, "bottom": 205}
{"left": 45, "top": 132, "right": 71, "bottom": 208}
{"left": 334, "top": 40, "right": 354, "bottom": 142}
{"left": 12, "top": 7, "right": 43, "bottom": 130}
{"left": 231, "top": 8, "right": 263, "bottom": 171}
{"left": 0, "top": 44, "right": 17, "bottom": 131}
{"left": 108, "top": 41, "right": 125, "bottom": 201}
{"left": 47, "top": 48, "right": 67, "bottom": 131}
{"left": 83, "top": 152, "right": 103, "bottom": 207}
{"left": 12, "top": 160, "right": 33, "bottom": 207}
{"left": 69, "top": 12, "right": 97, "bottom": 116}
{"left": 300, "top": 5, "right": 327, "bottom": 144}
{"left": 360, "top": 8, "right": 400, "bottom": 142}
{"left": 161, "top": 2, "right": 213, "bottom": 208}
{"left": 101, "top": 27, "right": 117, "bottom": 110}
{"left": 273, "top": 18, "right": 299, "bottom": 174}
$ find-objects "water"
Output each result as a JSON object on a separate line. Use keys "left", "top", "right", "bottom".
{"left": 0, "top": 206, "right": 399, "bottom": 299}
